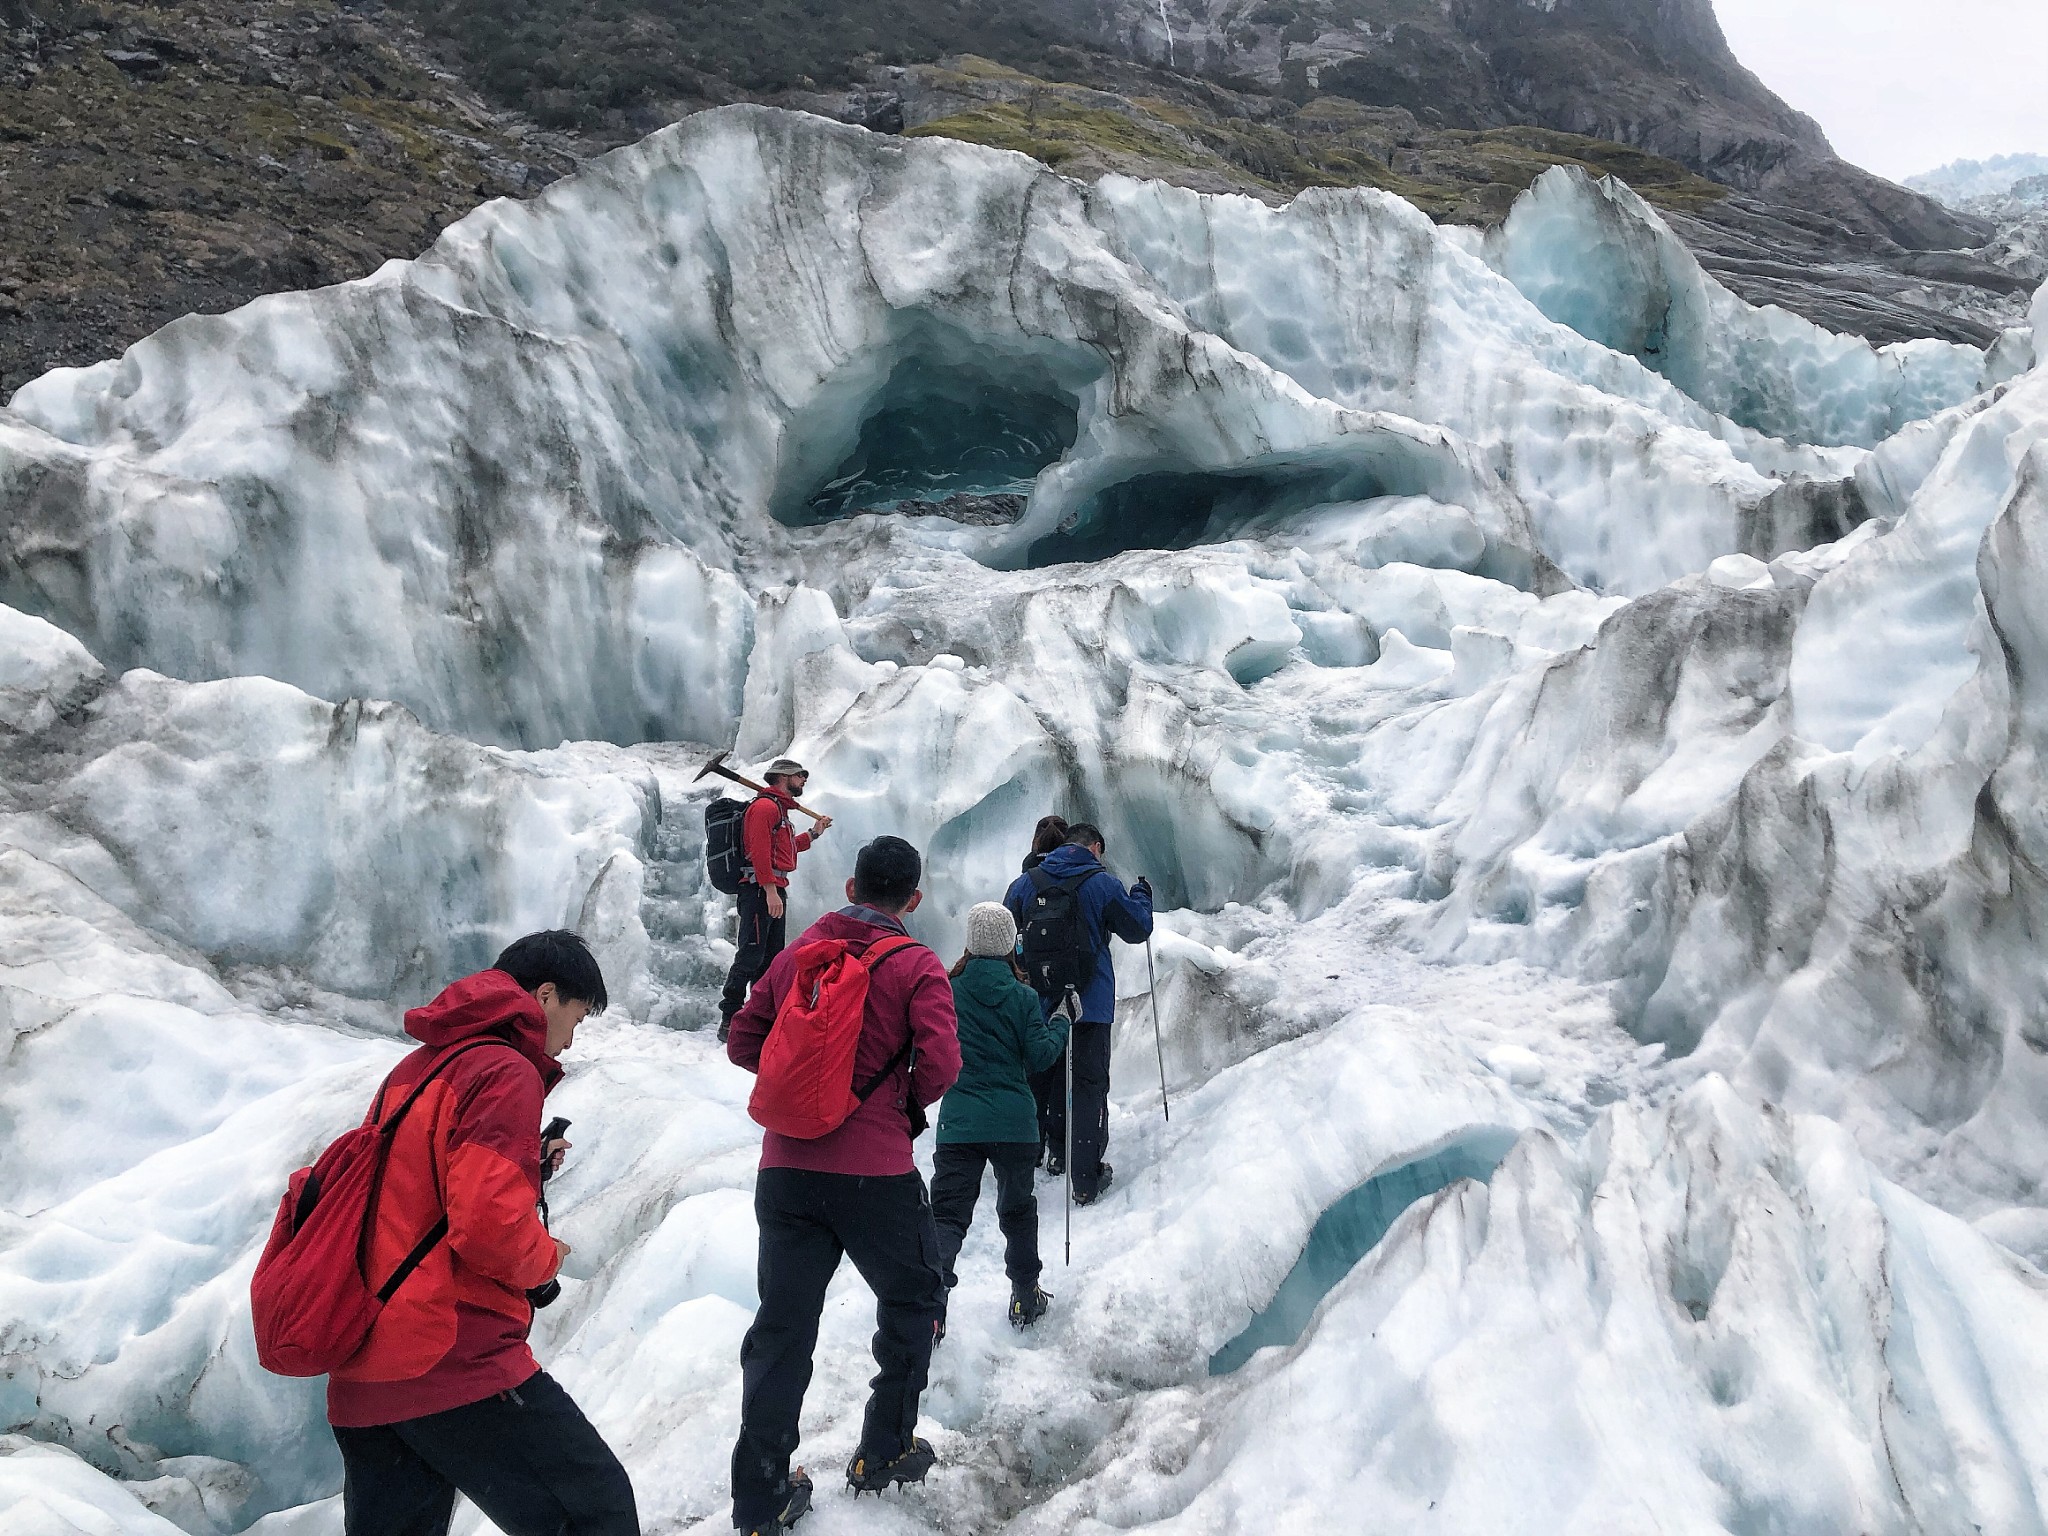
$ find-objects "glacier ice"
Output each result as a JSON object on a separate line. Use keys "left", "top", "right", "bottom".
{"left": 1018, "top": 1078, "right": 2048, "bottom": 1535}
{"left": 4, "top": 103, "right": 1893, "bottom": 751}
{"left": 1486, "top": 168, "right": 1995, "bottom": 450}
{"left": 3, "top": 103, "right": 2048, "bottom": 1533}
{"left": 1205, "top": 1133, "right": 1513, "bottom": 1375}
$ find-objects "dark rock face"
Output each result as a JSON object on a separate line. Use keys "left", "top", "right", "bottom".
{"left": 99, "top": 48, "right": 165, "bottom": 74}
{"left": 1033, "top": 0, "right": 1984, "bottom": 255}
{"left": 1665, "top": 198, "right": 2017, "bottom": 348}
{"left": 1489, "top": 0, "right": 1988, "bottom": 254}
{"left": 0, "top": 0, "right": 580, "bottom": 396}
{"left": 1457, "top": 0, "right": 1829, "bottom": 175}
{"left": 890, "top": 491, "right": 1027, "bottom": 525}
{"left": 972, "top": 0, "right": 2013, "bottom": 344}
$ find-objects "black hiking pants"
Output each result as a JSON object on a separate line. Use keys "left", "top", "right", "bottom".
{"left": 719, "top": 882, "right": 787, "bottom": 1023}
{"left": 929, "top": 1141, "right": 1041, "bottom": 1304}
{"left": 1032, "top": 1020, "right": 1112, "bottom": 1199}
{"left": 731, "top": 1168, "right": 944, "bottom": 1531}
{"left": 332, "top": 1370, "right": 638, "bottom": 1536}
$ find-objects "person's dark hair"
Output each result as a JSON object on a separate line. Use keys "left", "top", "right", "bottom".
{"left": 1030, "top": 815, "right": 1070, "bottom": 857}
{"left": 494, "top": 929, "right": 609, "bottom": 1013}
{"left": 852, "top": 835, "right": 922, "bottom": 910}
{"left": 1064, "top": 822, "right": 1106, "bottom": 852}
{"left": 951, "top": 949, "right": 1030, "bottom": 983}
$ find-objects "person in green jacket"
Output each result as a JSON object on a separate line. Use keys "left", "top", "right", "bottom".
{"left": 932, "top": 902, "right": 1069, "bottom": 1332}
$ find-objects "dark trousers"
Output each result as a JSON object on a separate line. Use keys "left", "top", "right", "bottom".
{"left": 1032, "top": 1020, "right": 1112, "bottom": 1198}
{"left": 720, "top": 882, "right": 786, "bottom": 1021}
{"left": 929, "top": 1141, "right": 1041, "bottom": 1303}
{"left": 332, "top": 1371, "right": 637, "bottom": 1536}
{"left": 731, "top": 1168, "right": 944, "bottom": 1530}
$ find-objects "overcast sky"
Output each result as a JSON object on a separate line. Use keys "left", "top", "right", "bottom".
{"left": 1712, "top": 0, "right": 2048, "bottom": 182}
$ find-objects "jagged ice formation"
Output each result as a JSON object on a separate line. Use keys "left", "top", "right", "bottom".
{"left": 2, "top": 106, "right": 2047, "bottom": 1535}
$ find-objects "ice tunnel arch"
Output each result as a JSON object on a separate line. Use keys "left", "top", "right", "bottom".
{"left": 1023, "top": 462, "right": 1388, "bottom": 568}
{"left": 1012, "top": 429, "right": 1554, "bottom": 594}
{"left": 770, "top": 319, "right": 1091, "bottom": 528}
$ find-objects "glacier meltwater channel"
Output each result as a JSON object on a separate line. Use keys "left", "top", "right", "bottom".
{"left": 2, "top": 105, "right": 2047, "bottom": 1535}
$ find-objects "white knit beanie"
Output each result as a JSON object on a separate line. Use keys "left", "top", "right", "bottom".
{"left": 965, "top": 901, "right": 1018, "bottom": 958}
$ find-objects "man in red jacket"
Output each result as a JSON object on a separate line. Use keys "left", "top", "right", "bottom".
{"left": 718, "top": 758, "right": 834, "bottom": 1042}
{"left": 329, "top": 930, "right": 638, "bottom": 1536}
{"left": 725, "top": 836, "right": 961, "bottom": 1536}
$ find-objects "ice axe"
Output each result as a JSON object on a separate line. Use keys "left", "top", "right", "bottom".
{"left": 691, "top": 751, "right": 829, "bottom": 823}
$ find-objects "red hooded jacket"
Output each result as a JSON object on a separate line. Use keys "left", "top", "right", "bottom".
{"left": 728, "top": 906, "right": 961, "bottom": 1176}
{"left": 742, "top": 787, "right": 813, "bottom": 889}
{"left": 325, "top": 970, "right": 563, "bottom": 1428}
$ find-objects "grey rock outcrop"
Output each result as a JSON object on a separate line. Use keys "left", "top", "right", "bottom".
{"left": 1030, "top": 0, "right": 1984, "bottom": 249}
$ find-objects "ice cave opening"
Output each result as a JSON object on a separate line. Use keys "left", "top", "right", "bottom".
{"left": 1024, "top": 457, "right": 1431, "bottom": 569}
{"left": 1208, "top": 1132, "right": 1518, "bottom": 1375}
{"left": 778, "top": 326, "right": 1085, "bottom": 527}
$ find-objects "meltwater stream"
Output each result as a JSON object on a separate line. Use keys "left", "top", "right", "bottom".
{"left": 1209, "top": 1134, "right": 1516, "bottom": 1375}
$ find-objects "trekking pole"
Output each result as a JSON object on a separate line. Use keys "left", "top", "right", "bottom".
{"left": 1145, "top": 936, "right": 1169, "bottom": 1124}
{"left": 1064, "top": 990, "right": 1076, "bottom": 1266}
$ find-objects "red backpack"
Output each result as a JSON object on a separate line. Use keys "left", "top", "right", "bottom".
{"left": 250, "top": 1039, "right": 515, "bottom": 1378}
{"left": 749, "top": 935, "right": 922, "bottom": 1139}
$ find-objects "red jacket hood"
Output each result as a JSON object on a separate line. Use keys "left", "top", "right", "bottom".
{"left": 403, "top": 969, "right": 562, "bottom": 1091}
{"left": 802, "top": 907, "right": 909, "bottom": 945}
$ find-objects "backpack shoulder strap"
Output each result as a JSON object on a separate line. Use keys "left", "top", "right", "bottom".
{"left": 850, "top": 934, "right": 926, "bottom": 1103}
{"left": 862, "top": 934, "right": 922, "bottom": 967}
{"left": 359, "top": 1037, "right": 528, "bottom": 1297}
{"left": 1028, "top": 866, "right": 1090, "bottom": 898}
{"left": 855, "top": 1037, "right": 914, "bottom": 1104}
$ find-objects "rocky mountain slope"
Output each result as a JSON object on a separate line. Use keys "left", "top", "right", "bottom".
{"left": 861, "top": 52, "right": 2033, "bottom": 347}
{"left": 1042, "top": 0, "right": 1967, "bottom": 240}
{"left": 0, "top": 0, "right": 2032, "bottom": 392}
{"left": 0, "top": 0, "right": 579, "bottom": 394}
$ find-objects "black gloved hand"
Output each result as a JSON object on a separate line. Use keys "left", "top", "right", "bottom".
{"left": 1133, "top": 877, "right": 1153, "bottom": 900}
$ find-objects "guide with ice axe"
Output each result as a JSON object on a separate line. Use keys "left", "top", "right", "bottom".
{"left": 697, "top": 753, "right": 834, "bottom": 1039}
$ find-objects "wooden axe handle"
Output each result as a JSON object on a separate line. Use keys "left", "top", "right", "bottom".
{"left": 701, "top": 757, "right": 828, "bottom": 824}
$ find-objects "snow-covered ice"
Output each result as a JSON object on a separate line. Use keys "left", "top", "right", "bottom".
{"left": 3, "top": 104, "right": 2048, "bottom": 1533}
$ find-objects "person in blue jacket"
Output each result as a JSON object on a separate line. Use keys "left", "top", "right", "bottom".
{"left": 1003, "top": 822, "right": 1153, "bottom": 1204}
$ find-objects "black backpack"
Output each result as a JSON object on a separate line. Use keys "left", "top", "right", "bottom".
{"left": 1018, "top": 868, "right": 1095, "bottom": 997}
{"left": 704, "top": 797, "right": 749, "bottom": 894}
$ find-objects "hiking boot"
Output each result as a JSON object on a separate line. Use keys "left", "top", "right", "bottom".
{"left": 1009, "top": 1285, "right": 1052, "bottom": 1328}
{"left": 1044, "top": 1152, "right": 1065, "bottom": 1178}
{"left": 738, "top": 1468, "right": 812, "bottom": 1533}
{"left": 846, "top": 1437, "right": 936, "bottom": 1494}
{"left": 1073, "top": 1164, "right": 1114, "bottom": 1206}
